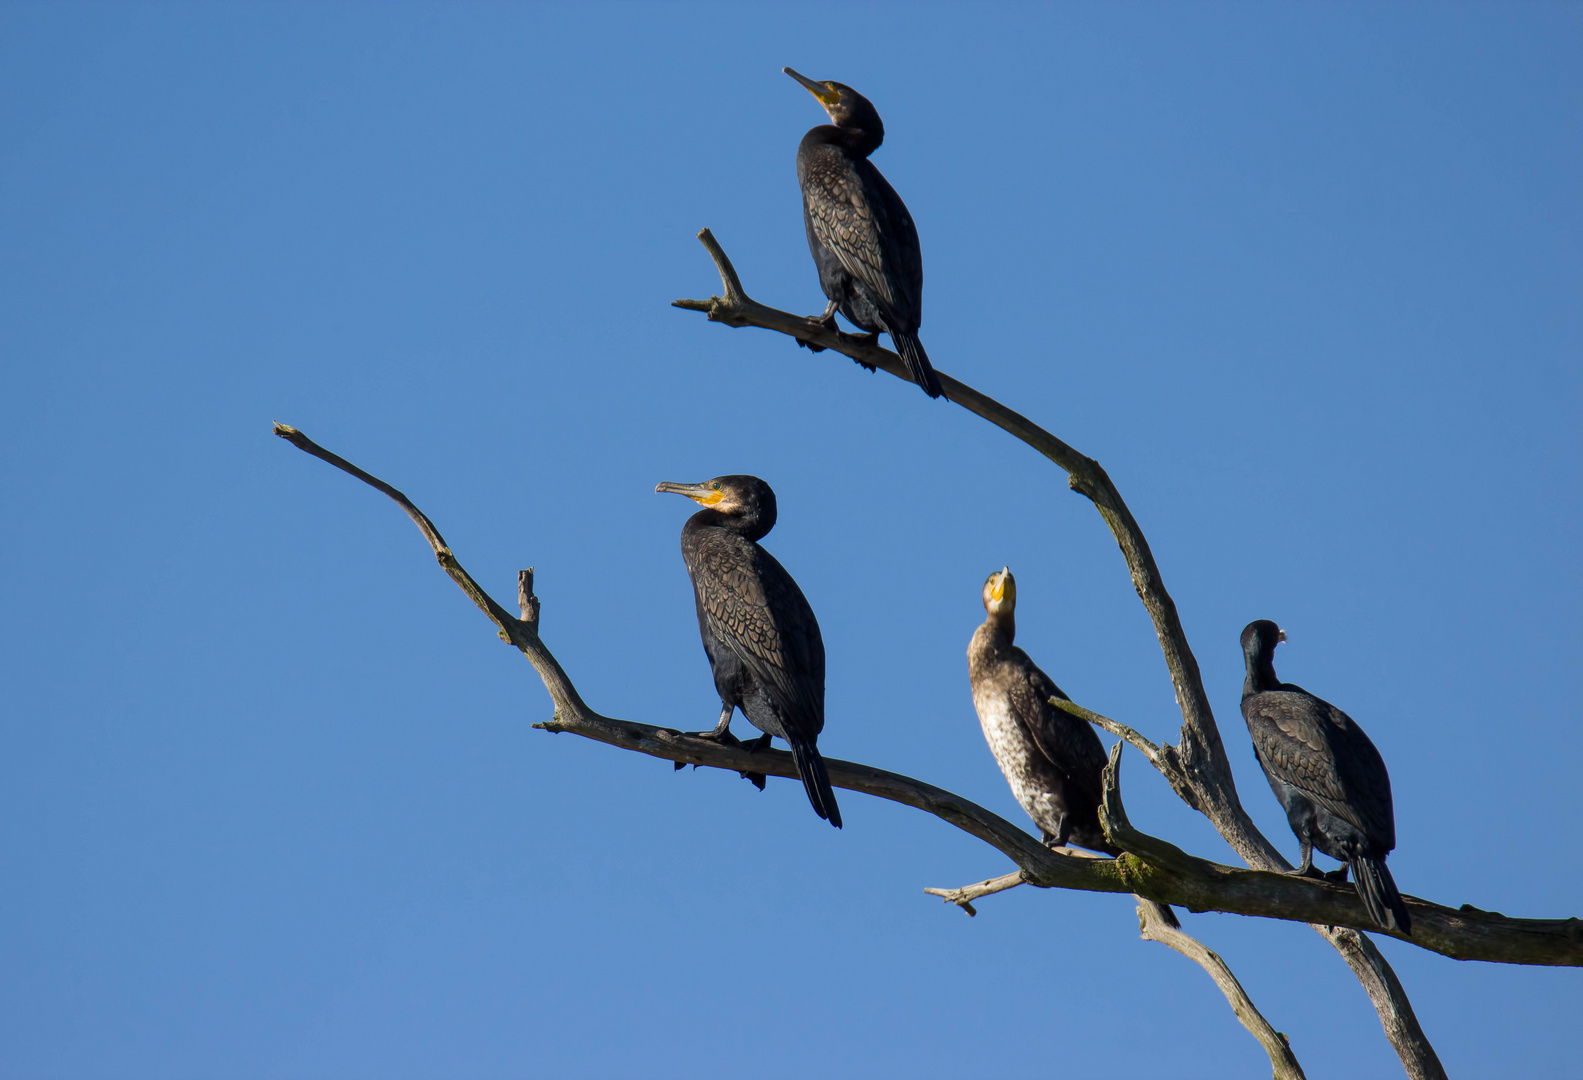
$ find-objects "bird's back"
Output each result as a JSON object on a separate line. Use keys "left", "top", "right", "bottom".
{"left": 797, "top": 136, "right": 923, "bottom": 331}
{"left": 681, "top": 521, "right": 825, "bottom": 735}
{"left": 1242, "top": 686, "right": 1395, "bottom": 851}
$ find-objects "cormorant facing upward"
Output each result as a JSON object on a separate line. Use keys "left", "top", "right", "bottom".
{"left": 967, "top": 569, "right": 1116, "bottom": 853}
{"left": 784, "top": 67, "right": 943, "bottom": 400}
{"left": 656, "top": 475, "right": 840, "bottom": 828}
{"left": 1240, "top": 620, "right": 1411, "bottom": 933}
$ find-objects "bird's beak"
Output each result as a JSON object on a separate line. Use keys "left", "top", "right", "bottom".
{"left": 784, "top": 66, "right": 841, "bottom": 107}
{"left": 1277, "top": 629, "right": 1287, "bottom": 643}
{"left": 656, "top": 480, "right": 723, "bottom": 506}
{"left": 988, "top": 568, "right": 1011, "bottom": 602}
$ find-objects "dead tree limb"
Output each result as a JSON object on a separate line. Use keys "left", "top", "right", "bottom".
{"left": 926, "top": 803, "right": 1303, "bottom": 1078}
{"left": 923, "top": 871, "right": 1025, "bottom": 917}
{"left": 1136, "top": 897, "right": 1307, "bottom": 1080}
{"left": 671, "top": 230, "right": 1466, "bottom": 1076}
{"left": 273, "top": 421, "right": 1581, "bottom": 976}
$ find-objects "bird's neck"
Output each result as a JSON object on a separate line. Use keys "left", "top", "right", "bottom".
{"left": 1242, "top": 653, "right": 1281, "bottom": 698}
{"left": 984, "top": 611, "right": 1015, "bottom": 645}
{"left": 808, "top": 123, "right": 883, "bottom": 158}
{"left": 685, "top": 508, "right": 770, "bottom": 543}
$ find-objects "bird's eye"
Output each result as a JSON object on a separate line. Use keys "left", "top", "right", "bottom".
{"left": 711, "top": 482, "right": 721, "bottom": 491}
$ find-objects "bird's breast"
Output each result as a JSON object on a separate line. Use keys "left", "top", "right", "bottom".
{"left": 972, "top": 684, "right": 1030, "bottom": 766}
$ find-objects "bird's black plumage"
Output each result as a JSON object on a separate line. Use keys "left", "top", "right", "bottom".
{"left": 784, "top": 67, "right": 942, "bottom": 400}
{"left": 656, "top": 475, "right": 840, "bottom": 828}
{"left": 968, "top": 569, "right": 1116, "bottom": 854}
{"left": 1240, "top": 619, "right": 1410, "bottom": 933}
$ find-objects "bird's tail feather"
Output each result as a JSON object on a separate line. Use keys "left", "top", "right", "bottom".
{"left": 787, "top": 734, "right": 842, "bottom": 829}
{"left": 891, "top": 330, "right": 944, "bottom": 399}
{"left": 1349, "top": 855, "right": 1411, "bottom": 934}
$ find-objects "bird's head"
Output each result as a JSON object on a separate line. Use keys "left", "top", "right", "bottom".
{"left": 1240, "top": 619, "right": 1286, "bottom": 661}
{"left": 982, "top": 567, "right": 1017, "bottom": 620}
{"left": 655, "top": 475, "right": 778, "bottom": 539}
{"left": 784, "top": 67, "right": 884, "bottom": 138}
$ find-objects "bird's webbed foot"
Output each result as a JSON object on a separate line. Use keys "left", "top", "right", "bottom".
{"left": 799, "top": 303, "right": 841, "bottom": 352}
{"left": 687, "top": 703, "right": 739, "bottom": 744}
{"left": 846, "top": 335, "right": 881, "bottom": 373}
{"left": 1040, "top": 816, "right": 1073, "bottom": 850}
{"left": 733, "top": 732, "right": 772, "bottom": 789}
{"left": 1289, "top": 837, "right": 1321, "bottom": 878}
{"left": 1323, "top": 865, "right": 1351, "bottom": 884}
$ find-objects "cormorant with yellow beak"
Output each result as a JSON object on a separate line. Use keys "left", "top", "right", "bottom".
{"left": 967, "top": 569, "right": 1114, "bottom": 852}
{"left": 656, "top": 475, "right": 840, "bottom": 828}
{"left": 784, "top": 67, "right": 942, "bottom": 399}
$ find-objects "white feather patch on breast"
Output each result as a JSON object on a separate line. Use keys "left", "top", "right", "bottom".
{"left": 972, "top": 684, "right": 1048, "bottom": 828}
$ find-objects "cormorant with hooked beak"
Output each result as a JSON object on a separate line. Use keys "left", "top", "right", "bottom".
{"left": 1240, "top": 619, "right": 1411, "bottom": 933}
{"left": 968, "top": 568, "right": 1115, "bottom": 853}
{"left": 656, "top": 475, "right": 841, "bottom": 828}
{"left": 784, "top": 67, "right": 942, "bottom": 399}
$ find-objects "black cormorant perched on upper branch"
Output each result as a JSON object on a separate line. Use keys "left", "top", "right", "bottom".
{"left": 783, "top": 67, "right": 943, "bottom": 400}
{"left": 656, "top": 475, "right": 841, "bottom": 828}
{"left": 1240, "top": 619, "right": 1411, "bottom": 933}
{"left": 968, "top": 569, "right": 1116, "bottom": 853}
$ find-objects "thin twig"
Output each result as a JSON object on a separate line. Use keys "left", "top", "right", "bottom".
{"left": 923, "top": 846, "right": 1104, "bottom": 917}
{"left": 924, "top": 872, "right": 1025, "bottom": 917}
{"left": 1051, "top": 696, "right": 1201, "bottom": 810}
{"left": 1053, "top": 697, "right": 1163, "bottom": 762}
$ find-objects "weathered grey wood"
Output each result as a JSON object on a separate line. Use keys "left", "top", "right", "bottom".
{"left": 923, "top": 871, "right": 1025, "bottom": 917}
{"left": 1135, "top": 897, "right": 1307, "bottom": 1080}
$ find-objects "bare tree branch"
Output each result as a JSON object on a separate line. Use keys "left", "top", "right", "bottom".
{"left": 1052, "top": 696, "right": 1199, "bottom": 810}
{"left": 1099, "top": 743, "right": 1225, "bottom": 883}
{"left": 517, "top": 568, "right": 539, "bottom": 630}
{"left": 670, "top": 232, "right": 1457, "bottom": 1075}
{"left": 924, "top": 872, "right": 1025, "bottom": 917}
{"left": 923, "top": 844, "right": 1114, "bottom": 915}
{"left": 928, "top": 832, "right": 1303, "bottom": 1075}
{"left": 273, "top": 422, "right": 1583, "bottom": 976}
{"left": 1135, "top": 898, "right": 1307, "bottom": 1080}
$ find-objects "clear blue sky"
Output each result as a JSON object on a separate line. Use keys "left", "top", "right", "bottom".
{"left": 2, "top": 3, "right": 1579, "bottom": 1077}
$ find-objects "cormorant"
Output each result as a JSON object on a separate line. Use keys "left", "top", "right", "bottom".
{"left": 784, "top": 67, "right": 943, "bottom": 400}
{"left": 656, "top": 475, "right": 841, "bottom": 828}
{"left": 968, "top": 569, "right": 1117, "bottom": 853}
{"left": 1240, "top": 619, "right": 1411, "bottom": 933}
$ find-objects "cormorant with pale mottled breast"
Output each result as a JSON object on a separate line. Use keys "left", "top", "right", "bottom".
{"left": 968, "top": 568, "right": 1116, "bottom": 853}
{"left": 656, "top": 475, "right": 841, "bottom": 828}
{"left": 784, "top": 67, "right": 943, "bottom": 400}
{"left": 1240, "top": 619, "right": 1411, "bottom": 933}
